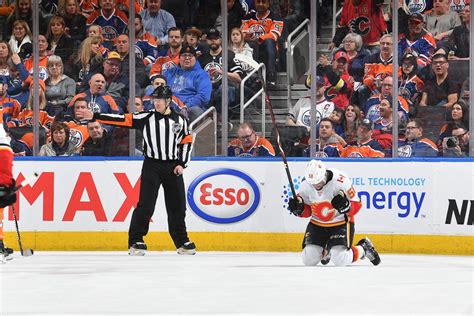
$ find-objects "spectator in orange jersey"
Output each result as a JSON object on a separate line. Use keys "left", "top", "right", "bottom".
{"left": 7, "top": 80, "right": 54, "bottom": 154}
{"left": 228, "top": 122, "right": 275, "bottom": 157}
{"left": 149, "top": 27, "right": 183, "bottom": 79}
{"left": 341, "top": 119, "right": 385, "bottom": 157}
{"left": 57, "top": 97, "right": 90, "bottom": 151}
{"left": 23, "top": 34, "right": 50, "bottom": 82}
{"left": 78, "top": 0, "right": 99, "bottom": 19}
{"left": 241, "top": 0, "right": 284, "bottom": 86}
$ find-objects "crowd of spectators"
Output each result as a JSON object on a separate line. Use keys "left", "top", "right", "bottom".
{"left": 285, "top": 0, "right": 471, "bottom": 158}
{"left": 0, "top": 0, "right": 471, "bottom": 158}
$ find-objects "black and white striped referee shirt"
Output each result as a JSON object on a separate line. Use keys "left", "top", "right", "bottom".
{"left": 92, "top": 111, "right": 193, "bottom": 167}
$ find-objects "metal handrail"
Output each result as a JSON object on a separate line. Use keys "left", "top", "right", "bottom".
{"left": 286, "top": 19, "right": 310, "bottom": 109}
{"left": 332, "top": 0, "right": 343, "bottom": 38}
{"left": 240, "top": 63, "right": 266, "bottom": 137}
{"left": 189, "top": 106, "right": 218, "bottom": 156}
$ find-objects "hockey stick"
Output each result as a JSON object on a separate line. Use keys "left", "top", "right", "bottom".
{"left": 8, "top": 173, "right": 39, "bottom": 257}
{"left": 11, "top": 204, "right": 33, "bottom": 257}
{"left": 254, "top": 67, "right": 298, "bottom": 198}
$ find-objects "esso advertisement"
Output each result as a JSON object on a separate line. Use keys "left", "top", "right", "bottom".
{"left": 187, "top": 169, "right": 260, "bottom": 224}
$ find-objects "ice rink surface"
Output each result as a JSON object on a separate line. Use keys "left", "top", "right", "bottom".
{"left": 1, "top": 252, "right": 472, "bottom": 315}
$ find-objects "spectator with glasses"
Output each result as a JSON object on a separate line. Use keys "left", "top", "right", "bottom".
{"left": 419, "top": 53, "right": 458, "bottom": 107}
{"left": 397, "top": 119, "right": 439, "bottom": 157}
{"left": 164, "top": 45, "right": 212, "bottom": 122}
{"left": 441, "top": 123, "right": 470, "bottom": 157}
{"left": 228, "top": 122, "right": 275, "bottom": 157}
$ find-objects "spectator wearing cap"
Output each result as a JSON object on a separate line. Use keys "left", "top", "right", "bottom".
{"left": 86, "top": 0, "right": 128, "bottom": 49}
{"left": 184, "top": 27, "right": 207, "bottom": 58}
{"left": 399, "top": 52, "right": 424, "bottom": 107}
{"left": 140, "top": 0, "right": 176, "bottom": 48}
{"left": 198, "top": 28, "right": 244, "bottom": 113}
{"left": 447, "top": 4, "right": 470, "bottom": 60}
{"left": 149, "top": 27, "right": 183, "bottom": 79}
{"left": 164, "top": 45, "right": 212, "bottom": 122}
{"left": 316, "top": 51, "right": 354, "bottom": 110}
{"left": 77, "top": 51, "right": 129, "bottom": 111}
{"left": 398, "top": 118, "right": 439, "bottom": 157}
{"left": 115, "top": 34, "right": 148, "bottom": 90}
{"left": 287, "top": 75, "right": 335, "bottom": 132}
{"left": 328, "top": 0, "right": 387, "bottom": 55}
{"left": 340, "top": 118, "right": 385, "bottom": 158}
{"left": 398, "top": 14, "right": 437, "bottom": 69}
{"left": 419, "top": 52, "right": 458, "bottom": 107}
{"left": 424, "top": 0, "right": 461, "bottom": 42}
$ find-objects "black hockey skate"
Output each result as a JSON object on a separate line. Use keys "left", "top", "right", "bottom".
{"left": 128, "top": 242, "right": 147, "bottom": 256}
{"left": 0, "top": 241, "right": 14, "bottom": 263}
{"left": 357, "top": 237, "right": 381, "bottom": 265}
{"left": 177, "top": 241, "right": 196, "bottom": 255}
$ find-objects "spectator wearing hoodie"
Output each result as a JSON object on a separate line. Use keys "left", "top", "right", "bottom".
{"left": 164, "top": 45, "right": 212, "bottom": 122}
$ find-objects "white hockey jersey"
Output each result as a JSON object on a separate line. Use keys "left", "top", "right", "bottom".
{"left": 298, "top": 168, "right": 361, "bottom": 227}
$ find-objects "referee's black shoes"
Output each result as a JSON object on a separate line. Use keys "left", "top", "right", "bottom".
{"left": 129, "top": 242, "right": 147, "bottom": 256}
{"left": 177, "top": 241, "right": 196, "bottom": 255}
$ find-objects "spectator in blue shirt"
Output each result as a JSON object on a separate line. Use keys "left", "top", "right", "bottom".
{"left": 140, "top": 0, "right": 176, "bottom": 48}
{"left": 164, "top": 45, "right": 212, "bottom": 122}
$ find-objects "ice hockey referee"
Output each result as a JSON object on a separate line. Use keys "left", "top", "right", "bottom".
{"left": 80, "top": 86, "right": 196, "bottom": 256}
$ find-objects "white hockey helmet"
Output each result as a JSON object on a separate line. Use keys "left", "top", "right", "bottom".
{"left": 305, "top": 160, "right": 327, "bottom": 186}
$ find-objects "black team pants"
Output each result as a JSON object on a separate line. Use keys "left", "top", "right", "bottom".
{"left": 128, "top": 158, "right": 190, "bottom": 249}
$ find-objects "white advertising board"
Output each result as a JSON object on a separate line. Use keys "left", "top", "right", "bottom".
{"left": 7, "top": 159, "right": 473, "bottom": 236}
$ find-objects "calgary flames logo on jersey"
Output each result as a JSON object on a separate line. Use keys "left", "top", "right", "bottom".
{"left": 349, "top": 16, "right": 371, "bottom": 37}
{"left": 311, "top": 201, "right": 337, "bottom": 222}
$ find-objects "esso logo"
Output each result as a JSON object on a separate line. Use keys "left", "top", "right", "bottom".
{"left": 187, "top": 169, "right": 260, "bottom": 224}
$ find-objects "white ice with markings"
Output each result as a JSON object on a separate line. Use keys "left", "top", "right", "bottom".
{"left": 1, "top": 252, "right": 472, "bottom": 315}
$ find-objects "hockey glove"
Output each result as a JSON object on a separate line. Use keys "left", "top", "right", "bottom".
{"left": 0, "top": 183, "right": 16, "bottom": 209}
{"left": 331, "top": 190, "right": 350, "bottom": 214}
{"left": 288, "top": 196, "right": 305, "bottom": 216}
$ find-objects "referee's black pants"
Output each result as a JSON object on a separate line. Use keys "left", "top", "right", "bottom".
{"left": 128, "top": 158, "right": 190, "bottom": 248}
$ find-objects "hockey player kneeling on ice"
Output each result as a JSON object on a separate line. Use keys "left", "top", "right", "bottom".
{"left": 0, "top": 125, "right": 16, "bottom": 263}
{"left": 288, "top": 160, "right": 380, "bottom": 266}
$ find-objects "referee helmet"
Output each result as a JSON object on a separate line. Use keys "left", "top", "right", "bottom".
{"left": 151, "top": 85, "right": 173, "bottom": 99}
